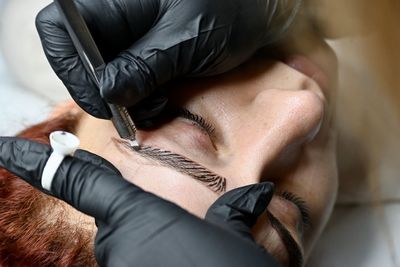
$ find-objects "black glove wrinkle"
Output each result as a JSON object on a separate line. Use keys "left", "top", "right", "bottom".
{"left": 205, "top": 182, "right": 274, "bottom": 240}
{"left": 36, "top": 0, "right": 301, "bottom": 119}
{"left": 0, "top": 137, "right": 52, "bottom": 191}
{"left": 0, "top": 138, "right": 283, "bottom": 266}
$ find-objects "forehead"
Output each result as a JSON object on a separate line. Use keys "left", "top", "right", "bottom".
{"left": 166, "top": 59, "right": 297, "bottom": 110}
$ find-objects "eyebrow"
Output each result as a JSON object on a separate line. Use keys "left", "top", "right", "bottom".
{"left": 114, "top": 139, "right": 226, "bottom": 193}
{"left": 115, "top": 139, "right": 304, "bottom": 265}
{"left": 267, "top": 210, "right": 304, "bottom": 267}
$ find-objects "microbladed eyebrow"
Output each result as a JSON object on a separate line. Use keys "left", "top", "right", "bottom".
{"left": 115, "top": 136, "right": 307, "bottom": 266}
{"left": 267, "top": 210, "right": 304, "bottom": 267}
{"left": 113, "top": 139, "right": 226, "bottom": 193}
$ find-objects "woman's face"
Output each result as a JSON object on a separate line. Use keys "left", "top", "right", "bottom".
{"left": 73, "top": 33, "right": 338, "bottom": 267}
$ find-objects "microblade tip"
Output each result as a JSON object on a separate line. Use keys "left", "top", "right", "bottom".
{"left": 127, "top": 139, "right": 140, "bottom": 150}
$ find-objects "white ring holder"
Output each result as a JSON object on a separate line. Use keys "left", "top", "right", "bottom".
{"left": 41, "top": 131, "right": 80, "bottom": 191}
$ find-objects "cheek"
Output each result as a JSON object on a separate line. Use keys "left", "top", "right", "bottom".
{"left": 303, "top": 174, "right": 338, "bottom": 252}
{"left": 315, "top": 177, "right": 338, "bottom": 228}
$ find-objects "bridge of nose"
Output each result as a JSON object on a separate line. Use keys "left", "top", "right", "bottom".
{"left": 220, "top": 89, "right": 325, "bottom": 188}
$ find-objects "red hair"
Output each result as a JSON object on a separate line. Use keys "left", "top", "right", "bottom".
{"left": 0, "top": 113, "right": 98, "bottom": 266}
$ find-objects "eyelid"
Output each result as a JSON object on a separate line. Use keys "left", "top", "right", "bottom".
{"left": 177, "top": 108, "right": 216, "bottom": 136}
{"left": 278, "top": 191, "right": 312, "bottom": 230}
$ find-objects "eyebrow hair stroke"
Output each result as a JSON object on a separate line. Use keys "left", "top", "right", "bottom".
{"left": 116, "top": 139, "right": 308, "bottom": 265}
{"left": 115, "top": 139, "right": 226, "bottom": 193}
{"left": 267, "top": 211, "right": 304, "bottom": 267}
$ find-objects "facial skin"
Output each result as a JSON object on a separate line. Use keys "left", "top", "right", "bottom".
{"left": 61, "top": 28, "right": 338, "bottom": 266}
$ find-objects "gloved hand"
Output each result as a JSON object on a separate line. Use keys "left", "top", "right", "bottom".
{"left": 36, "top": 0, "right": 301, "bottom": 119}
{"left": 0, "top": 137, "right": 281, "bottom": 267}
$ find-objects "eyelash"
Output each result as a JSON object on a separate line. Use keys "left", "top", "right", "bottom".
{"left": 177, "top": 108, "right": 215, "bottom": 135}
{"left": 279, "top": 191, "right": 312, "bottom": 229}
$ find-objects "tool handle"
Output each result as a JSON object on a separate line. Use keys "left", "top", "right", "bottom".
{"left": 54, "top": 0, "right": 105, "bottom": 85}
{"left": 54, "top": 0, "right": 137, "bottom": 140}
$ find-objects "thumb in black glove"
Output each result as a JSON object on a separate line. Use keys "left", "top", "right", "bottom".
{"left": 0, "top": 136, "right": 281, "bottom": 267}
{"left": 36, "top": 0, "right": 301, "bottom": 119}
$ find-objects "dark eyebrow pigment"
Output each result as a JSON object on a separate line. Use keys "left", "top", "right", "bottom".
{"left": 115, "top": 135, "right": 308, "bottom": 266}
{"left": 115, "top": 139, "right": 226, "bottom": 193}
{"left": 267, "top": 211, "right": 304, "bottom": 267}
{"left": 138, "top": 146, "right": 226, "bottom": 192}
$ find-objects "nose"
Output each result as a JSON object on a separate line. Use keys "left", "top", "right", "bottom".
{"left": 226, "top": 89, "right": 324, "bottom": 187}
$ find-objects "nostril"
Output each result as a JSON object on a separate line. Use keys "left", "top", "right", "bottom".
{"left": 298, "top": 76, "right": 326, "bottom": 103}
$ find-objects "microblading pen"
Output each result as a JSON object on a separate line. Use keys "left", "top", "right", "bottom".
{"left": 54, "top": 0, "right": 140, "bottom": 149}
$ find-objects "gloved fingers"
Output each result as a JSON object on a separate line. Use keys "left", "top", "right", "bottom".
{"left": 74, "top": 149, "right": 121, "bottom": 175}
{"left": 0, "top": 137, "right": 52, "bottom": 191}
{"left": 49, "top": 152, "right": 151, "bottom": 226}
{"left": 205, "top": 182, "right": 274, "bottom": 240}
{"left": 36, "top": 0, "right": 161, "bottom": 119}
{"left": 127, "top": 93, "right": 169, "bottom": 126}
{"left": 93, "top": 221, "right": 112, "bottom": 265}
{"left": 99, "top": 16, "right": 224, "bottom": 107}
{"left": 99, "top": 38, "right": 168, "bottom": 107}
{"left": 0, "top": 137, "right": 120, "bottom": 187}
{"left": 0, "top": 137, "right": 147, "bottom": 225}
{"left": 35, "top": 3, "right": 110, "bottom": 119}
{"left": 50, "top": 146, "right": 185, "bottom": 229}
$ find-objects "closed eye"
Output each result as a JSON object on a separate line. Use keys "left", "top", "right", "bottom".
{"left": 177, "top": 108, "right": 215, "bottom": 136}
{"left": 279, "top": 191, "right": 312, "bottom": 230}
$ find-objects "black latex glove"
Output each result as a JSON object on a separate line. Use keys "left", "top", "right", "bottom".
{"left": 36, "top": 0, "right": 301, "bottom": 119}
{"left": 0, "top": 137, "right": 281, "bottom": 267}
